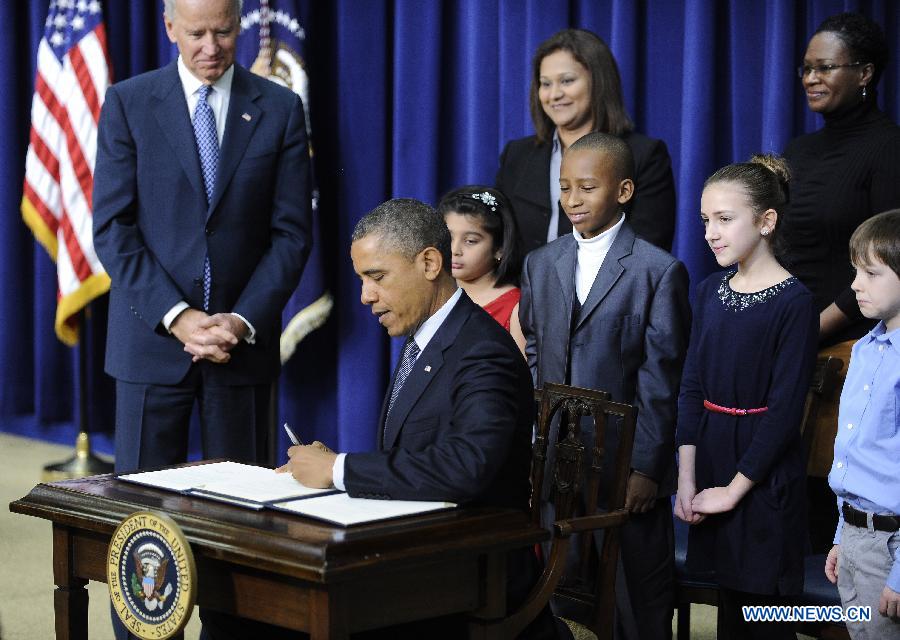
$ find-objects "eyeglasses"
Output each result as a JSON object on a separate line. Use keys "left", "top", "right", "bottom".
{"left": 797, "top": 62, "right": 862, "bottom": 78}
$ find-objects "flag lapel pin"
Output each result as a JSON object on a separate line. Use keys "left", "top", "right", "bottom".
{"left": 241, "top": 113, "right": 252, "bottom": 122}
{"left": 424, "top": 365, "right": 431, "bottom": 372}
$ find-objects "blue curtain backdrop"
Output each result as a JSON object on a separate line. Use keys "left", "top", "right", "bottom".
{"left": 2, "top": 1, "right": 899, "bottom": 459}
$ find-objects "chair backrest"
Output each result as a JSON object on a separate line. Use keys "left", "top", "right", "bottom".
{"left": 530, "top": 384, "right": 615, "bottom": 521}
{"left": 800, "top": 356, "right": 845, "bottom": 460}
{"left": 493, "top": 383, "right": 635, "bottom": 639}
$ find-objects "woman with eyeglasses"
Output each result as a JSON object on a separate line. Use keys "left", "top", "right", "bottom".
{"left": 783, "top": 12, "right": 900, "bottom": 563}
{"left": 496, "top": 28, "right": 676, "bottom": 256}
{"left": 783, "top": 12, "right": 900, "bottom": 345}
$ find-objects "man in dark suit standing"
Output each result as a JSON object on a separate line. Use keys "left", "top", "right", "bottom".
{"left": 281, "top": 198, "right": 557, "bottom": 638}
{"left": 92, "top": 0, "right": 311, "bottom": 475}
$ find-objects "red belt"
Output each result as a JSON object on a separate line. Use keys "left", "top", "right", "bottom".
{"left": 703, "top": 399, "right": 768, "bottom": 416}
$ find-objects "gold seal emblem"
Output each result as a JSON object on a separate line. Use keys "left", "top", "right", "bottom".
{"left": 107, "top": 511, "right": 196, "bottom": 640}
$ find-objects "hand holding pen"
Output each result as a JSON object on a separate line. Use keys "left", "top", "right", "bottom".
{"left": 283, "top": 423, "right": 334, "bottom": 453}
{"left": 276, "top": 423, "right": 337, "bottom": 487}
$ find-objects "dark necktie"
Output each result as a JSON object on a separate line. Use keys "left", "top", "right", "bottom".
{"left": 193, "top": 84, "right": 218, "bottom": 310}
{"left": 386, "top": 338, "right": 420, "bottom": 419}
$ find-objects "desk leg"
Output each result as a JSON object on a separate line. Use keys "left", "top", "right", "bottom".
{"left": 309, "top": 589, "right": 349, "bottom": 640}
{"left": 468, "top": 553, "right": 507, "bottom": 640}
{"left": 52, "top": 524, "right": 89, "bottom": 640}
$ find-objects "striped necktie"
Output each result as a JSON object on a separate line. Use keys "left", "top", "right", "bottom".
{"left": 386, "top": 338, "right": 420, "bottom": 419}
{"left": 193, "top": 84, "right": 218, "bottom": 310}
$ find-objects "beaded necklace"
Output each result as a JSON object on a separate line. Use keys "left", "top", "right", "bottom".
{"left": 717, "top": 270, "right": 797, "bottom": 312}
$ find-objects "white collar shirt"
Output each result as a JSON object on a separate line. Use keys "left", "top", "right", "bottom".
{"left": 176, "top": 56, "right": 233, "bottom": 146}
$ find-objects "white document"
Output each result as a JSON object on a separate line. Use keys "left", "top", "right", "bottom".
{"left": 190, "top": 467, "right": 333, "bottom": 503}
{"left": 275, "top": 493, "right": 456, "bottom": 526}
{"left": 119, "top": 461, "right": 333, "bottom": 506}
{"left": 119, "top": 461, "right": 251, "bottom": 492}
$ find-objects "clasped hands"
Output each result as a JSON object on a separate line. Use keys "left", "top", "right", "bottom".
{"left": 171, "top": 309, "right": 247, "bottom": 364}
{"left": 275, "top": 442, "right": 337, "bottom": 488}
{"left": 675, "top": 479, "right": 749, "bottom": 525}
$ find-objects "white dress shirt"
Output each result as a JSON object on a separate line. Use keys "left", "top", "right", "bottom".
{"left": 547, "top": 131, "right": 563, "bottom": 243}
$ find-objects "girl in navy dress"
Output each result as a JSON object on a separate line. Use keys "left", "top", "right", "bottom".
{"left": 674, "top": 155, "right": 819, "bottom": 639}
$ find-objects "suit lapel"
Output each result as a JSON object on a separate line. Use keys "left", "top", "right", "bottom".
{"left": 153, "top": 62, "right": 205, "bottom": 202}
{"left": 554, "top": 237, "right": 577, "bottom": 316}
{"left": 376, "top": 370, "right": 394, "bottom": 449}
{"left": 207, "top": 65, "right": 261, "bottom": 216}
{"left": 515, "top": 142, "right": 553, "bottom": 209}
{"left": 381, "top": 294, "right": 471, "bottom": 450}
{"left": 382, "top": 345, "right": 446, "bottom": 450}
{"left": 575, "top": 224, "right": 634, "bottom": 330}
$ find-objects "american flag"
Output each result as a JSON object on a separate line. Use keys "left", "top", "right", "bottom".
{"left": 21, "top": 0, "right": 111, "bottom": 346}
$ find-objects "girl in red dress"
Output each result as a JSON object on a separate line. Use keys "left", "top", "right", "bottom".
{"left": 438, "top": 185, "right": 526, "bottom": 354}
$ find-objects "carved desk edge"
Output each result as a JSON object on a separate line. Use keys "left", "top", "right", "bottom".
{"left": 10, "top": 471, "right": 548, "bottom": 584}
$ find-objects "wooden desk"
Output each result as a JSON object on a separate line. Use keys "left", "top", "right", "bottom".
{"left": 9, "top": 472, "right": 548, "bottom": 639}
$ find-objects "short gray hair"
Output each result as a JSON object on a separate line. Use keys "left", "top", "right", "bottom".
{"left": 164, "top": 0, "right": 243, "bottom": 21}
{"left": 352, "top": 199, "right": 452, "bottom": 274}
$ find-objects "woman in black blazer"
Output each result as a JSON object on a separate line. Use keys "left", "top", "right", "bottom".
{"left": 497, "top": 29, "right": 676, "bottom": 254}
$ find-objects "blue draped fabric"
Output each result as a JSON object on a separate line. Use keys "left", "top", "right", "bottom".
{"left": 2, "top": 1, "right": 899, "bottom": 460}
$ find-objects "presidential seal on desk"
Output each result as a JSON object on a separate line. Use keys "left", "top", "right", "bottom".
{"left": 107, "top": 511, "right": 197, "bottom": 640}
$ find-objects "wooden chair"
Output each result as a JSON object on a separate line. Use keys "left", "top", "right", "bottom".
{"left": 476, "top": 382, "right": 635, "bottom": 640}
{"left": 674, "top": 355, "right": 845, "bottom": 638}
{"left": 799, "top": 356, "right": 845, "bottom": 475}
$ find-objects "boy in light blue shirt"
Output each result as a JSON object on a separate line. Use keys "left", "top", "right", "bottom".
{"left": 826, "top": 209, "right": 900, "bottom": 638}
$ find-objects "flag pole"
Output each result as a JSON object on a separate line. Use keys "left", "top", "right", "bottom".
{"left": 42, "top": 306, "right": 114, "bottom": 481}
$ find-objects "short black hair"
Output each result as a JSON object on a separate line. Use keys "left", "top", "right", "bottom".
{"left": 566, "top": 131, "right": 635, "bottom": 183}
{"left": 352, "top": 198, "right": 452, "bottom": 274}
{"left": 815, "top": 13, "right": 889, "bottom": 87}
{"left": 437, "top": 186, "right": 522, "bottom": 287}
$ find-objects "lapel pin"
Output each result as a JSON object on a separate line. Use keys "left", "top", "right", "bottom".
{"left": 424, "top": 365, "right": 432, "bottom": 372}
{"left": 241, "top": 113, "right": 251, "bottom": 121}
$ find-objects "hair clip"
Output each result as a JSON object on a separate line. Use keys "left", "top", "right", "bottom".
{"left": 470, "top": 191, "right": 497, "bottom": 211}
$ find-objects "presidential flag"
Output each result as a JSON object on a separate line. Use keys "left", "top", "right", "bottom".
{"left": 238, "top": 1, "right": 335, "bottom": 453}
{"left": 21, "top": 0, "right": 111, "bottom": 346}
{"left": 237, "top": 0, "right": 331, "bottom": 362}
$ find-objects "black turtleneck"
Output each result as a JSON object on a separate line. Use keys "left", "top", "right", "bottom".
{"left": 782, "top": 97, "right": 900, "bottom": 344}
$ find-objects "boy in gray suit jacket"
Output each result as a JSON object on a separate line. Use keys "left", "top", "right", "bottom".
{"left": 520, "top": 132, "right": 691, "bottom": 640}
